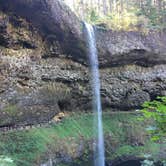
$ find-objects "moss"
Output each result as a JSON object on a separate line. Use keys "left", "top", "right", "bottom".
{"left": 2, "top": 105, "right": 18, "bottom": 116}
{"left": 0, "top": 12, "right": 44, "bottom": 56}
{"left": 2, "top": 48, "right": 33, "bottom": 56}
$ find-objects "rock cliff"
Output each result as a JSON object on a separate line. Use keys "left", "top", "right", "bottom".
{"left": 0, "top": 0, "right": 166, "bottom": 126}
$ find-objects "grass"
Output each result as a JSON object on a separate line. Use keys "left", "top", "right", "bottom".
{"left": 0, "top": 112, "right": 164, "bottom": 166}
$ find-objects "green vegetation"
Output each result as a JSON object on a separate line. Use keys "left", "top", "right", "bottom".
{"left": 0, "top": 112, "right": 164, "bottom": 166}
{"left": 0, "top": 105, "right": 20, "bottom": 126}
{"left": 139, "top": 0, "right": 166, "bottom": 30}
{"left": 0, "top": 156, "right": 16, "bottom": 166}
{"left": 64, "top": 0, "right": 166, "bottom": 31}
{"left": 85, "top": 7, "right": 141, "bottom": 31}
{"left": 3, "top": 105, "right": 18, "bottom": 117}
{"left": 39, "top": 82, "right": 71, "bottom": 107}
{"left": 141, "top": 96, "right": 166, "bottom": 141}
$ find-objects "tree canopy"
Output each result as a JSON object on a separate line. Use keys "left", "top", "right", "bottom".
{"left": 64, "top": 0, "right": 166, "bottom": 30}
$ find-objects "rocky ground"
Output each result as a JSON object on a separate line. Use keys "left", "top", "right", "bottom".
{"left": 0, "top": 0, "right": 166, "bottom": 126}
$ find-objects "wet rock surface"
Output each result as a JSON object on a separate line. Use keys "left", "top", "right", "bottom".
{"left": 0, "top": 1, "right": 166, "bottom": 126}
{"left": 0, "top": 0, "right": 86, "bottom": 63}
{"left": 0, "top": 0, "right": 166, "bottom": 67}
{"left": 96, "top": 28, "right": 166, "bottom": 67}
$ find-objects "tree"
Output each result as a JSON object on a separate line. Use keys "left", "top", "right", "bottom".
{"left": 64, "top": 0, "right": 166, "bottom": 30}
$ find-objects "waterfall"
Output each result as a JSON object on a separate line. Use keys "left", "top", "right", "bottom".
{"left": 84, "top": 22, "right": 105, "bottom": 166}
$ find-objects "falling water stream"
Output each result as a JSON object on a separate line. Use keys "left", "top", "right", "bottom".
{"left": 84, "top": 23, "right": 105, "bottom": 166}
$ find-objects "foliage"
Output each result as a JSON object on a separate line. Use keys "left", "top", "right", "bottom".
{"left": 86, "top": 10, "right": 139, "bottom": 31}
{"left": 1, "top": 105, "right": 20, "bottom": 125}
{"left": 141, "top": 159, "right": 154, "bottom": 166}
{"left": 64, "top": 0, "right": 166, "bottom": 31}
{"left": 0, "top": 112, "right": 163, "bottom": 166}
{"left": 39, "top": 82, "right": 71, "bottom": 107}
{"left": 88, "top": 9, "right": 100, "bottom": 23}
{"left": 141, "top": 96, "right": 166, "bottom": 141}
{"left": 0, "top": 156, "right": 16, "bottom": 166}
{"left": 108, "top": 9, "right": 138, "bottom": 30}
{"left": 3, "top": 105, "right": 18, "bottom": 116}
{"left": 138, "top": 0, "right": 166, "bottom": 30}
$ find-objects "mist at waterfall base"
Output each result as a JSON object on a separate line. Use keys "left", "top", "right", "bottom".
{"left": 84, "top": 22, "right": 105, "bottom": 166}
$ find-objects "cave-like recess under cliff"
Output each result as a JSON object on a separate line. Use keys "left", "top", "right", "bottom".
{"left": 0, "top": 0, "right": 166, "bottom": 126}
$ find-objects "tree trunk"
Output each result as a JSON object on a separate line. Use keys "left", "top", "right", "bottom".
{"left": 103, "top": 0, "right": 108, "bottom": 15}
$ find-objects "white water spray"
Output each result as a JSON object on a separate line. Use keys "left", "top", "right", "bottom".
{"left": 84, "top": 22, "right": 105, "bottom": 166}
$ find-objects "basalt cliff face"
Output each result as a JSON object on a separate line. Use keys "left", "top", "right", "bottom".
{"left": 0, "top": 0, "right": 166, "bottom": 126}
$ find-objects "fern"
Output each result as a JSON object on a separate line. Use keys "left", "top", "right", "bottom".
{"left": 141, "top": 97, "right": 166, "bottom": 141}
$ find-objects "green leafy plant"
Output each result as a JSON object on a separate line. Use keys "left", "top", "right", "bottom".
{"left": 141, "top": 154, "right": 154, "bottom": 166}
{"left": 141, "top": 96, "right": 166, "bottom": 141}
{"left": 0, "top": 156, "right": 16, "bottom": 166}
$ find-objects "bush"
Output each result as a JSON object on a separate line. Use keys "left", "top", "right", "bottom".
{"left": 0, "top": 156, "right": 16, "bottom": 166}
{"left": 141, "top": 96, "right": 166, "bottom": 141}
{"left": 39, "top": 82, "right": 71, "bottom": 106}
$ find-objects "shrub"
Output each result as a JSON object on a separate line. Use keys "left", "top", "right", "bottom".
{"left": 0, "top": 156, "right": 16, "bottom": 166}
{"left": 39, "top": 82, "right": 71, "bottom": 109}
{"left": 141, "top": 96, "right": 166, "bottom": 141}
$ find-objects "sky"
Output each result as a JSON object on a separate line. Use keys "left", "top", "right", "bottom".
{"left": 63, "top": 0, "right": 74, "bottom": 10}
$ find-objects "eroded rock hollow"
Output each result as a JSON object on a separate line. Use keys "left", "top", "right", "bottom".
{"left": 0, "top": 0, "right": 166, "bottom": 126}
